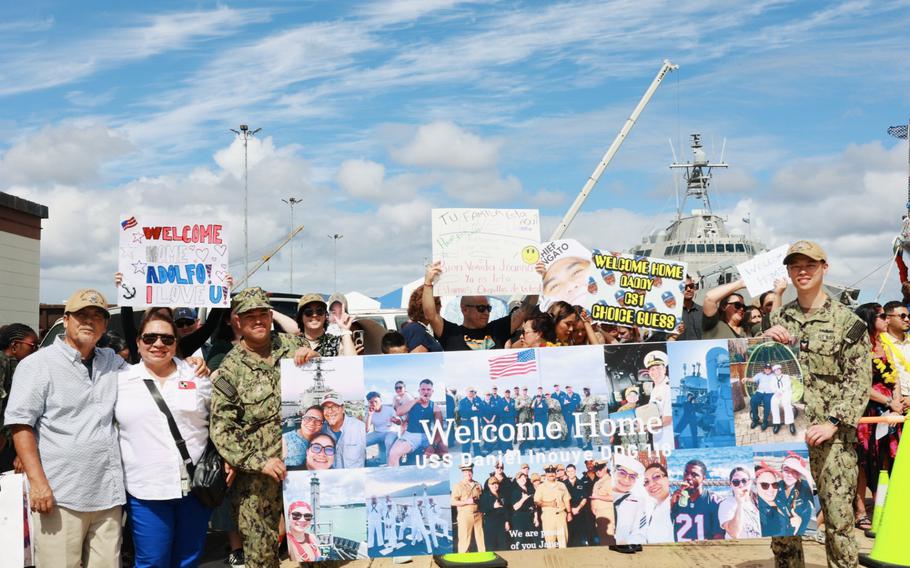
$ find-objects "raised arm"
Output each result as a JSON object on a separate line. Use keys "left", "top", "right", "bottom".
{"left": 423, "top": 262, "right": 445, "bottom": 337}
{"left": 703, "top": 278, "right": 746, "bottom": 318}
{"left": 510, "top": 294, "right": 540, "bottom": 333}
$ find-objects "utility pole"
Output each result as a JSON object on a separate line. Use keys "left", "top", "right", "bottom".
{"left": 282, "top": 197, "right": 302, "bottom": 292}
{"left": 230, "top": 124, "right": 261, "bottom": 286}
{"left": 328, "top": 234, "right": 343, "bottom": 292}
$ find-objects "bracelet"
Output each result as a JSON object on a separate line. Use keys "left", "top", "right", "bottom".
{"left": 424, "top": 281, "right": 434, "bottom": 287}
{"left": 338, "top": 330, "right": 353, "bottom": 337}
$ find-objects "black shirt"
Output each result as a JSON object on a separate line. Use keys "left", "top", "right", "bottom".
{"left": 437, "top": 316, "right": 512, "bottom": 351}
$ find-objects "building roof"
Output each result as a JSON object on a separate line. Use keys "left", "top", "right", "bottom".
{"left": 0, "top": 192, "right": 49, "bottom": 219}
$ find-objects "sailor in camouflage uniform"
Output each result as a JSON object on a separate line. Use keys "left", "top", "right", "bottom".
{"left": 210, "top": 288, "right": 317, "bottom": 568}
{"left": 763, "top": 241, "right": 871, "bottom": 568}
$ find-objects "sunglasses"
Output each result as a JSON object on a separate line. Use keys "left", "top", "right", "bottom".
{"left": 758, "top": 481, "right": 775, "bottom": 490}
{"left": 725, "top": 302, "right": 746, "bottom": 310}
{"left": 175, "top": 319, "right": 196, "bottom": 328}
{"left": 309, "top": 443, "right": 335, "bottom": 456}
{"left": 140, "top": 333, "right": 177, "bottom": 346}
{"left": 466, "top": 304, "right": 493, "bottom": 313}
{"left": 684, "top": 283, "right": 698, "bottom": 290}
{"left": 888, "top": 313, "right": 910, "bottom": 320}
{"left": 731, "top": 478, "right": 750, "bottom": 487}
{"left": 302, "top": 415, "right": 322, "bottom": 423}
{"left": 290, "top": 512, "right": 314, "bottom": 521}
{"left": 395, "top": 385, "right": 404, "bottom": 390}
{"left": 876, "top": 313, "right": 888, "bottom": 320}
{"left": 302, "top": 307, "right": 327, "bottom": 317}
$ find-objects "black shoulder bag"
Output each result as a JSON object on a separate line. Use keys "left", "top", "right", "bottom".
{"left": 143, "top": 379, "right": 228, "bottom": 508}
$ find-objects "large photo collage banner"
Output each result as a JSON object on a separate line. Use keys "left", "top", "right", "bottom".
{"left": 279, "top": 338, "right": 816, "bottom": 561}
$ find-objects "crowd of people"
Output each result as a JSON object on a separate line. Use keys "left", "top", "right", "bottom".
{"left": 0, "top": 239, "right": 902, "bottom": 567}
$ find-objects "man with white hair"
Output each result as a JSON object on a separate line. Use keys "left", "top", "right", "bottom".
{"left": 769, "top": 364, "right": 796, "bottom": 435}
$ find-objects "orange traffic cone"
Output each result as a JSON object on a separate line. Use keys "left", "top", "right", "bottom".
{"left": 860, "top": 431, "right": 910, "bottom": 566}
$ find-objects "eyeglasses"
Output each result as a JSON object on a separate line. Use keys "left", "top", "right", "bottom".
{"left": 290, "top": 512, "right": 314, "bottom": 521}
{"left": 787, "top": 262, "right": 821, "bottom": 274}
{"left": 643, "top": 473, "right": 665, "bottom": 486}
{"left": 309, "top": 443, "right": 335, "bottom": 456}
{"left": 725, "top": 302, "right": 746, "bottom": 310}
{"left": 302, "top": 415, "right": 322, "bottom": 423}
{"left": 758, "top": 481, "right": 775, "bottom": 490}
{"left": 302, "top": 307, "right": 327, "bottom": 317}
{"left": 13, "top": 340, "right": 37, "bottom": 352}
{"left": 616, "top": 468, "right": 638, "bottom": 481}
{"left": 175, "top": 319, "right": 196, "bottom": 328}
{"left": 140, "top": 333, "right": 177, "bottom": 346}
{"left": 888, "top": 313, "right": 910, "bottom": 320}
{"left": 466, "top": 304, "right": 492, "bottom": 313}
{"left": 731, "top": 478, "right": 750, "bottom": 487}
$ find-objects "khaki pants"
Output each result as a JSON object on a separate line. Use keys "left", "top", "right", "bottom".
{"left": 456, "top": 510, "right": 485, "bottom": 553}
{"left": 541, "top": 509, "right": 567, "bottom": 548}
{"left": 33, "top": 505, "right": 122, "bottom": 568}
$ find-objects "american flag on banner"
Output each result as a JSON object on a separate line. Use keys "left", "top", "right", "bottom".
{"left": 489, "top": 349, "right": 537, "bottom": 379}
{"left": 121, "top": 216, "right": 138, "bottom": 230}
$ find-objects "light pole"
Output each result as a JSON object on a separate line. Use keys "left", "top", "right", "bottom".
{"left": 328, "top": 234, "right": 343, "bottom": 292}
{"left": 282, "top": 197, "right": 302, "bottom": 292}
{"left": 230, "top": 124, "right": 261, "bottom": 287}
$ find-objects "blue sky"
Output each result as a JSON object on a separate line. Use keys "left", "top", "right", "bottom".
{"left": 2, "top": 1, "right": 909, "bottom": 301}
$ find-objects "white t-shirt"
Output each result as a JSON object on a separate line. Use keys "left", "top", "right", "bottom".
{"left": 116, "top": 359, "right": 212, "bottom": 500}
{"left": 717, "top": 495, "right": 762, "bottom": 539}
{"left": 649, "top": 381, "right": 673, "bottom": 449}
{"left": 645, "top": 497, "right": 674, "bottom": 543}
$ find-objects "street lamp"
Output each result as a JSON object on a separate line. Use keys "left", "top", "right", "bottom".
{"left": 328, "top": 234, "right": 343, "bottom": 292}
{"left": 282, "top": 197, "right": 302, "bottom": 292}
{"left": 230, "top": 124, "right": 261, "bottom": 287}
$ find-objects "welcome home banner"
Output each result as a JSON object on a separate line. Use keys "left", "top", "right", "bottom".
{"left": 279, "top": 338, "right": 815, "bottom": 561}
{"left": 117, "top": 215, "right": 230, "bottom": 307}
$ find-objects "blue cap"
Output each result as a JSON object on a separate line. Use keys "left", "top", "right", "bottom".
{"left": 173, "top": 307, "right": 198, "bottom": 322}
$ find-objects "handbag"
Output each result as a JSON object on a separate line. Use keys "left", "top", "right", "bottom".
{"left": 143, "top": 379, "right": 228, "bottom": 508}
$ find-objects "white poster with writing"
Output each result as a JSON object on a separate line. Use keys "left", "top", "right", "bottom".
{"left": 431, "top": 208, "right": 541, "bottom": 296}
{"left": 737, "top": 244, "right": 789, "bottom": 297}
{"left": 117, "top": 215, "right": 231, "bottom": 307}
{"left": 0, "top": 473, "right": 27, "bottom": 568}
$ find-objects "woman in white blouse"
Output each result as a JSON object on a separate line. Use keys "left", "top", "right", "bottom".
{"left": 116, "top": 311, "right": 213, "bottom": 567}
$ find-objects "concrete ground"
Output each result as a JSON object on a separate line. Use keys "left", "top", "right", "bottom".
{"left": 197, "top": 529, "right": 874, "bottom": 567}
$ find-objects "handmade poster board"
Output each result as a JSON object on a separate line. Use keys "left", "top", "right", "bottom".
{"left": 538, "top": 239, "right": 686, "bottom": 332}
{"left": 117, "top": 215, "right": 230, "bottom": 307}
{"left": 279, "top": 339, "right": 814, "bottom": 559}
{"left": 431, "top": 208, "right": 541, "bottom": 296}
{"left": 737, "top": 244, "right": 789, "bottom": 297}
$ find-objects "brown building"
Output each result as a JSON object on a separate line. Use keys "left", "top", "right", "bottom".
{"left": 0, "top": 192, "right": 49, "bottom": 333}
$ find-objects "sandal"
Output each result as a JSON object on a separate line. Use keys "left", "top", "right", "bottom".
{"left": 855, "top": 515, "right": 872, "bottom": 530}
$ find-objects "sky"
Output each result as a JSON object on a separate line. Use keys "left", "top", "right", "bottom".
{"left": 2, "top": 1, "right": 910, "bottom": 303}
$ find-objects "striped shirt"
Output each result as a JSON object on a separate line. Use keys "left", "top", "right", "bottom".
{"left": 4, "top": 336, "right": 128, "bottom": 511}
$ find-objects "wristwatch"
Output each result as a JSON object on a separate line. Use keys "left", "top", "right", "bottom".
{"left": 826, "top": 416, "right": 841, "bottom": 427}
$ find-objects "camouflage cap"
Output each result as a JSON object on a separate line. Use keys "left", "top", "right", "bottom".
{"left": 65, "top": 289, "right": 109, "bottom": 316}
{"left": 232, "top": 287, "right": 271, "bottom": 314}
{"left": 783, "top": 240, "right": 826, "bottom": 265}
{"left": 298, "top": 293, "right": 327, "bottom": 309}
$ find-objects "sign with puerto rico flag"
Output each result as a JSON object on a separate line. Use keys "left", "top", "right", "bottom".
{"left": 117, "top": 215, "right": 231, "bottom": 308}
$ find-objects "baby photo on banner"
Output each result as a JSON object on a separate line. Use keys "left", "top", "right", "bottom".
{"left": 283, "top": 469, "right": 368, "bottom": 562}
{"left": 364, "top": 466, "right": 452, "bottom": 557}
{"left": 280, "top": 357, "right": 366, "bottom": 470}
{"left": 728, "top": 338, "right": 806, "bottom": 446}
{"left": 362, "top": 352, "right": 448, "bottom": 468}
{"left": 117, "top": 215, "right": 230, "bottom": 307}
{"left": 666, "top": 339, "right": 736, "bottom": 449}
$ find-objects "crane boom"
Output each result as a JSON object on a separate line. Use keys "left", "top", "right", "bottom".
{"left": 234, "top": 225, "right": 305, "bottom": 289}
{"left": 548, "top": 59, "right": 678, "bottom": 241}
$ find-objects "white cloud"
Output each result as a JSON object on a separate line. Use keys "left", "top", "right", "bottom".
{"left": 0, "top": 123, "right": 133, "bottom": 186}
{"left": 391, "top": 121, "right": 501, "bottom": 170}
{"left": 336, "top": 159, "right": 387, "bottom": 199}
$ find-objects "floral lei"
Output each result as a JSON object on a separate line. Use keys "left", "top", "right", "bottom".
{"left": 878, "top": 332, "right": 910, "bottom": 385}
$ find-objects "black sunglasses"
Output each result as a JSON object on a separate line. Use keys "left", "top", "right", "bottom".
{"left": 140, "top": 333, "right": 177, "bottom": 346}
{"left": 466, "top": 304, "right": 492, "bottom": 313}
{"left": 758, "top": 481, "right": 775, "bottom": 490}
{"left": 309, "top": 443, "right": 335, "bottom": 456}
{"left": 877, "top": 313, "right": 888, "bottom": 320}
{"left": 290, "top": 512, "right": 314, "bottom": 520}
{"left": 684, "top": 283, "right": 698, "bottom": 290}
{"left": 731, "top": 478, "right": 750, "bottom": 487}
{"left": 888, "top": 313, "right": 910, "bottom": 320}
{"left": 302, "top": 307, "right": 327, "bottom": 317}
{"left": 726, "top": 302, "right": 746, "bottom": 310}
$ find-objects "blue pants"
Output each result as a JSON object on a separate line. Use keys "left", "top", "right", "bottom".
{"left": 750, "top": 392, "right": 773, "bottom": 425}
{"left": 128, "top": 492, "right": 213, "bottom": 568}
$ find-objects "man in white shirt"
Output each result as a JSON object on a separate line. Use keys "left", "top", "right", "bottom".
{"left": 769, "top": 364, "right": 796, "bottom": 435}
{"left": 748, "top": 363, "right": 777, "bottom": 431}
{"left": 882, "top": 301, "right": 910, "bottom": 409}
{"left": 645, "top": 351, "right": 673, "bottom": 452}
{"left": 612, "top": 454, "right": 648, "bottom": 547}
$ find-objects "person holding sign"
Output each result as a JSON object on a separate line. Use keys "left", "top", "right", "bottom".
{"left": 702, "top": 278, "right": 750, "bottom": 339}
{"left": 209, "top": 288, "right": 320, "bottom": 568}
{"left": 763, "top": 241, "right": 871, "bottom": 568}
{"left": 422, "top": 262, "right": 537, "bottom": 351}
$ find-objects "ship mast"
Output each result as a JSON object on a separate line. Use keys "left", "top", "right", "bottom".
{"left": 669, "top": 133, "right": 727, "bottom": 220}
